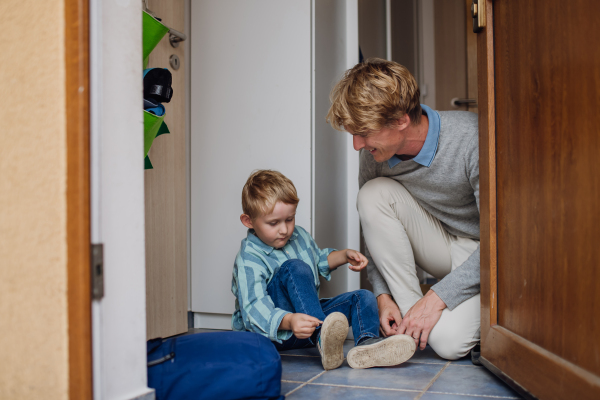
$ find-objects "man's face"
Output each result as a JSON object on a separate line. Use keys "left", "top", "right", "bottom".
{"left": 350, "top": 126, "right": 406, "bottom": 163}
{"left": 246, "top": 202, "right": 297, "bottom": 249}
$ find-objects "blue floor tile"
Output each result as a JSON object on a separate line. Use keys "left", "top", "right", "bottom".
{"left": 278, "top": 339, "right": 355, "bottom": 357}
{"left": 313, "top": 361, "right": 445, "bottom": 391}
{"left": 280, "top": 354, "right": 325, "bottom": 382}
{"left": 428, "top": 364, "right": 521, "bottom": 398}
{"left": 280, "top": 381, "right": 303, "bottom": 396}
{"left": 406, "top": 345, "right": 446, "bottom": 364}
{"left": 450, "top": 354, "right": 481, "bottom": 366}
{"left": 421, "top": 393, "right": 520, "bottom": 400}
{"left": 286, "top": 384, "right": 417, "bottom": 400}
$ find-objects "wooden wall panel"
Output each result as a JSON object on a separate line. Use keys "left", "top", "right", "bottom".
{"left": 145, "top": 0, "right": 188, "bottom": 339}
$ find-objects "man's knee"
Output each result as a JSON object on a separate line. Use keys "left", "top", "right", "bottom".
{"left": 428, "top": 323, "right": 478, "bottom": 360}
{"left": 357, "top": 177, "right": 412, "bottom": 219}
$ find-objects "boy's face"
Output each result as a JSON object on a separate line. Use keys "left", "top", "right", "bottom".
{"left": 241, "top": 202, "right": 297, "bottom": 248}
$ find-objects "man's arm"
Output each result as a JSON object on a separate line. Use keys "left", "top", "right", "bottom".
{"left": 430, "top": 133, "right": 481, "bottom": 310}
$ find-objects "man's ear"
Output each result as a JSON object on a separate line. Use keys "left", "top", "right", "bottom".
{"left": 240, "top": 214, "right": 254, "bottom": 229}
{"left": 395, "top": 114, "right": 411, "bottom": 131}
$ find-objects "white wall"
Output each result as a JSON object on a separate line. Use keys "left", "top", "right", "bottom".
{"left": 91, "top": 0, "right": 152, "bottom": 398}
{"left": 190, "top": 0, "right": 312, "bottom": 320}
{"left": 189, "top": 0, "right": 360, "bottom": 327}
{"left": 314, "top": 0, "right": 360, "bottom": 298}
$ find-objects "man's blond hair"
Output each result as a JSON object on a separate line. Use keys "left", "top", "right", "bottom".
{"left": 242, "top": 170, "right": 299, "bottom": 219}
{"left": 326, "top": 58, "right": 422, "bottom": 135}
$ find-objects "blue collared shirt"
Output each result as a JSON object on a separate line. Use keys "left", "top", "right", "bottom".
{"left": 231, "top": 226, "right": 335, "bottom": 342}
{"left": 387, "top": 104, "right": 441, "bottom": 169}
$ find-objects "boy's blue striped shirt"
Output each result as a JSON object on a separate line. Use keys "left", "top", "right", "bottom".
{"left": 231, "top": 225, "right": 335, "bottom": 343}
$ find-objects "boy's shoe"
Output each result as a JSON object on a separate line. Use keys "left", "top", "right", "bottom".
{"left": 347, "top": 335, "right": 416, "bottom": 369}
{"left": 317, "top": 312, "right": 349, "bottom": 370}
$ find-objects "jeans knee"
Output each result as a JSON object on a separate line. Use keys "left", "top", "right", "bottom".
{"left": 353, "top": 289, "right": 377, "bottom": 308}
{"left": 280, "top": 259, "right": 313, "bottom": 280}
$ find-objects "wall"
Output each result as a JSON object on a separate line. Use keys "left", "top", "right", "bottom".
{"left": 358, "top": 0, "right": 387, "bottom": 60}
{"left": 314, "top": 0, "right": 360, "bottom": 298}
{"left": 190, "top": 0, "right": 312, "bottom": 323}
{"left": 0, "top": 1, "right": 69, "bottom": 399}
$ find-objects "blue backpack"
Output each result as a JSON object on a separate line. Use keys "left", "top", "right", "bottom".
{"left": 148, "top": 331, "right": 284, "bottom": 400}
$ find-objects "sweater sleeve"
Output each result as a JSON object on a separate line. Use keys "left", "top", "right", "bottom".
{"left": 431, "top": 134, "right": 481, "bottom": 310}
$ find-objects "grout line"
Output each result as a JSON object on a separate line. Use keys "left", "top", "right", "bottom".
{"left": 280, "top": 353, "right": 320, "bottom": 358}
{"left": 306, "top": 382, "right": 421, "bottom": 393}
{"left": 407, "top": 360, "right": 483, "bottom": 368}
{"left": 284, "top": 370, "right": 327, "bottom": 397}
{"left": 413, "top": 361, "right": 451, "bottom": 400}
{"left": 426, "top": 391, "right": 521, "bottom": 399}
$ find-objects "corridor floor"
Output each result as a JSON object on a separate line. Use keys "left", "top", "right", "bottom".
{"left": 278, "top": 340, "right": 523, "bottom": 399}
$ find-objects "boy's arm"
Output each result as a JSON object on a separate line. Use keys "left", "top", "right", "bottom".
{"left": 235, "top": 251, "right": 292, "bottom": 343}
{"left": 327, "top": 249, "right": 368, "bottom": 271}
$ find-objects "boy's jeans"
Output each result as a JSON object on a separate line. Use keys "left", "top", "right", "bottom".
{"left": 267, "top": 259, "right": 379, "bottom": 351}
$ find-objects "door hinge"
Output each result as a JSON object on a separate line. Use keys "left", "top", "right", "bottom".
{"left": 91, "top": 243, "right": 104, "bottom": 300}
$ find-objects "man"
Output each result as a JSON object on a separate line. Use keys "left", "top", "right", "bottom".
{"left": 326, "top": 58, "right": 480, "bottom": 360}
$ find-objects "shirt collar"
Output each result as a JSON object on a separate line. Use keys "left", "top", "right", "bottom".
{"left": 246, "top": 228, "right": 299, "bottom": 255}
{"left": 387, "top": 104, "right": 441, "bottom": 169}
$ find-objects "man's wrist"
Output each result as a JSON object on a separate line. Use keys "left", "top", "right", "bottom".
{"left": 426, "top": 289, "right": 447, "bottom": 310}
{"left": 377, "top": 293, "right": 393, "bottom": 305}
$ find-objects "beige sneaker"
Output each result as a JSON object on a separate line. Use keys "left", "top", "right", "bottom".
{"left": 317, "top": 312, "right": 349, "bottom": 370}
{"left": 346, "top": 335, "right": 416, "bottom": 369}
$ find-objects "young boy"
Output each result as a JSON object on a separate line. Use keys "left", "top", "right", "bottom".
{"left": 231, "top": 170, "right": 416, "bottom": 370}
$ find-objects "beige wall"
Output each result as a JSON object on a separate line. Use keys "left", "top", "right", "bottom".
{"left": 0, "top": 1, "right": 69, "bottom": 399}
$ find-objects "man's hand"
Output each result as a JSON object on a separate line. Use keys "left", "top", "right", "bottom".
{"left": 398, "top": 290, "right": 446, "bottom": 350}
{"left": 281, "top": 313, "right": 322, "bottom": 339}
{"left": 377, "top": 294, "right": 402, "bottom": 337}
{"left": 346, "top": 249, "right": 368, "bottom": 271}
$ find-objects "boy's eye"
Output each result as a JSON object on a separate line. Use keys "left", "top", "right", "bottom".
{"left": 269, "top": 222, "right": 277, "bottom": 226}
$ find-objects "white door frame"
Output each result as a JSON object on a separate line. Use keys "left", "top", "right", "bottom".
{"left": 90, "top": 0, "right": 153, "bottom": 398}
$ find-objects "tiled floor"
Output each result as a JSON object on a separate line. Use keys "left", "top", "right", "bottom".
{"left": 278, "top": 341, "right": 522, "bottom": 400}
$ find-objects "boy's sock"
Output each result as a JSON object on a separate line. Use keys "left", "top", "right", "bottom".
{"left": 317, "top": 312, "right": 349, "bottom": 370}
{"left": 346, "top": 335, "right": 416, "bottom": 369}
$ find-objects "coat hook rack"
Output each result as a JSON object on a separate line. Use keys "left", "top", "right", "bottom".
{"left": 142, "top": 0, "right": 187, "bottom": 48}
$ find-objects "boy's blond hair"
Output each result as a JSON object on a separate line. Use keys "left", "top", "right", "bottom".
{"left": 326, "top": 58, "right": 422, "bottom": 136}
{"left": 242, "top": 170, "right": 299, "bottom": 219}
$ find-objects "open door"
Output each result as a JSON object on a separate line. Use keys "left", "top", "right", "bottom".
{"left": 477, "top": 1, "right": 600, "bottom": 398}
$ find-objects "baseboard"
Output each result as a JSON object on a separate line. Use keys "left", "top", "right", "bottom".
{"left": 128, "top": 388, "right": 155, "bottom": 400}
{"left": 193, "top": 312, "right": 233, "bottom": 330}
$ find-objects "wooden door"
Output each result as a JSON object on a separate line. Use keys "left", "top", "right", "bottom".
{"left": 478, "top": 1, "right": 600, "bottom": 398}
{"left": 145, "top": 0, "right": 188, "bottom": 339}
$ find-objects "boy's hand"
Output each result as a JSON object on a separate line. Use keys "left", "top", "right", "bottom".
{"left": 346, "top": 249, "right": 368, "bottom": 271}
{"left": 282, "top": 313, "right": 322, "bottom": 339}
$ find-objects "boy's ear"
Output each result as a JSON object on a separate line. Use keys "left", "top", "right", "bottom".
{"left": 240, "top": 214, "right": 254, "bottom": 229}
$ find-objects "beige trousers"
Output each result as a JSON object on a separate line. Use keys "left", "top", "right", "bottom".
{"left": 358, "top": 177, "right": 480, "bottom": 360}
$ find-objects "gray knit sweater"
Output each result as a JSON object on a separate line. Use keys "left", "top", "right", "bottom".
{"left": 359, "top": 110, "right": 480, "bottom": 310}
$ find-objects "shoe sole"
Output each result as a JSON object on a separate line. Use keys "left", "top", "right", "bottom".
{"left": 319, "top": 312, "right": 349, "bottom": 370}
{"left": 347, "top": 334, "right": 416, "bottom": 369}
